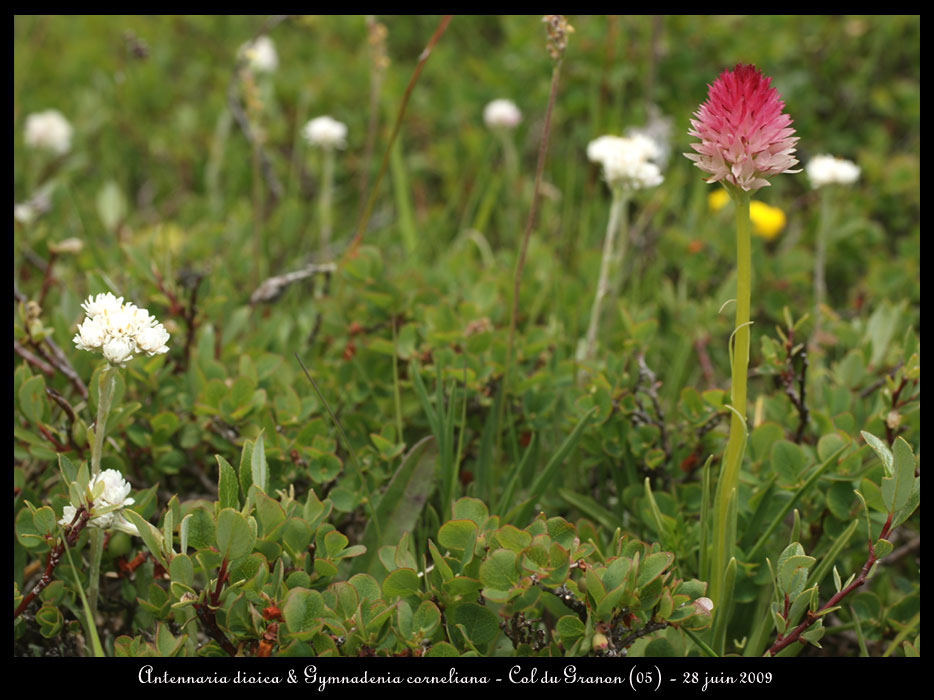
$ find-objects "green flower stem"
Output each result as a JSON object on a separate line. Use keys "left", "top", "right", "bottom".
{"left": 320, "top": 146, "right": 335, "bottom": 251}
{"left": 608, "top": 190, "right": 631, "bottom": 301}
{"left": 88, "top": 364, "right": 117, "bottom": 617}
{"left": 90, "top": 366, "right": 116, "bottom": 478}
{"left": 87, "top": 528, "right": 105, "bottom": 620}
{"left": 497, "top": 128, "right": 520, "bottom": 246}
{"left": 710, "top": 190, "right": 751, "bottom": 608}
{"left": 581, "top": 187, "right": 628, "bottom": 366}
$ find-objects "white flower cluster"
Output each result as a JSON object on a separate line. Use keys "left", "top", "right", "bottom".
{"left": 806, "top": 154, "right": 860, "bottom": 188}
{"left": 303, "top": 116, "right": 348, "bottom": 149}
{"left": 73, "top": 292, "right": 170, "bottom": 366}
{"left": 483, "top": 99, "right": 522, "bottom": 130}
{"left": 24, "top": 109, "right": 73, "bottom": 155}
{"left": 59, "top": 469, "right": 139, "bottom": 536}
{"left": 239, "top": 35, "right": 278, "bottom": 73}
{"left": 587, "top": 134, "right": 664, "bottom": 190}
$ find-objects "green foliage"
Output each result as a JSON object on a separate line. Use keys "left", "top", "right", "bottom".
{"left": 13, "top": 15, "right": 919, "bottom": 658}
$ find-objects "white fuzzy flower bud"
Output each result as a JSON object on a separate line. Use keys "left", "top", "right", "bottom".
{"left": 24, "top": 110, "right": 74, "bottom": 155}
{"left": 806, "top": 154, "right": 860, "bottom": 188}
{"left": 303, "top": 116, "right": 348, "bottom": 149}
{"left": 483, "top": 99, "right": 522, "bottom": 130}
{"left": 73, "top": 317, "right": 107, "bottom": 352}
{"left": 240, "top": 35, "right": 278, "bottom": 73}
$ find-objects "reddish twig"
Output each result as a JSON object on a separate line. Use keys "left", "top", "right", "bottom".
{"left": 14, "top": 340, "right": 55, "bottom": 376}
{"left": 14, "top": 507, "right": 90, "bottom": 618}
{"left": 193, "top": 557, "right": 237, "bottom": 656}
{"left": 765, "top": 514, "right": 893, "bottom": 656}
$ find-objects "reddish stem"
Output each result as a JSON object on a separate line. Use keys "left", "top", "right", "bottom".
{"left": 766, "top": 515, "right": 893, "bottom": 656}
{"left": 15, "top": 508, "right": 90, "bottom": 618}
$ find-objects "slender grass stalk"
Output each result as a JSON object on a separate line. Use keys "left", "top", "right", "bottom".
{"left": 709, "top": 189, "right": 751, "bottom": 608}
{"left": 580, "top": 186, "right": 627, "bottom": 366}
{"left": 882, "top": 610, "right": 920, "bottom": 657}
{"left": 62, "top": 537, "right": 105, "bottom": 657}
{"left": 501, "top": 51, "right": 565, "bottom": 454}
{"left": 388, "top": 134, "right": 417, "bottom": 254}
{"left": 346, "top": 15, "right": 451, "bottom": 258}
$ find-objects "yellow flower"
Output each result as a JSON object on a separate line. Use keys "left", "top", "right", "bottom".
{"left": 708, "top": 189, "right": 786, "bottom": 241}
{"left": 749, "top": 201, "right": 786, "bottom": 241}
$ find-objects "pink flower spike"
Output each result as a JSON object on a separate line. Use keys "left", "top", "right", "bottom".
{"left": 685, "top": 64, "right": 799, "bottom": 192}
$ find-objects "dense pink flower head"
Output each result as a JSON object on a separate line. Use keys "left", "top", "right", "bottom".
{"left": 685, "top": 64, "right": 799, "bottom": 192}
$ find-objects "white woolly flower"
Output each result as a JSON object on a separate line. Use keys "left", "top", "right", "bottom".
{"left": 81, "top": 292, "right": 124, "bottom": 319}
{"left": 483, "top": 99, "right": 522, "bottom": 130}
{"left": 588, "top": 134, "right": 664, "bottom": 190}
{"left": 136, "top": 324, "right": 171, "bottom": 356}
{"left": 102, "top": 336, "right": 135, "bottom": 366}
{"left": 303, "top": 116, "right": 348, "bottom": 149}
{"left": 59, "top": 469, "right": 138, "bottom": 535}
{"left": 240, "top": 35, "right": 278, "bottom": 73}
{"left": 74, "top": 317, "right": 107, "bottom": 352}
{"left": 24, "top": 110, "right": 74, "bottom": 155}
{"left": 73, "top": 294, "right": 170, "bottom": 365}
{"left": 806, "top": 155, "right": 860, "bottom": 189}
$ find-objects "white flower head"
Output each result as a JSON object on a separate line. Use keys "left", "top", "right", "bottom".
{"left": 303, "top": 116, "right": 348, "bottom": 149}
{"left": 240, "top": 35, "right": 278, "bottom": 73}
{"left": 588, "top": 134, "right": 664, "bottom": 190}
{"left": 73, "top": 294, "right": 169, "bottom": 365}
{"left": 81, "top": 292, "right": 124, "bottom": 319}
{"left": 24, "top": 110, "right": 74, "bottom": 155}
{"left": 806, "top": 154, "right": 860, "bottom": 189}
{"left": 58, "top": 469, "right": 138, "bottom": 535}
{"left": 483, "top": 99, "right": 522, "bottom": 130}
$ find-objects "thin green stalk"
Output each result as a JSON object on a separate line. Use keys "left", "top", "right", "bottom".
{"left": 62, "top": 537, "right": 105, "bottom": 657}
{"left": 580, "top": 187, "right": 627, "bottom": 366}
{"left": 88, "top": 364, "right": 116, "bottom": 618}
{"left": 608, "top": 190, "right": 630, "bottom": 300}
{"left": 710, "top": 190, "right": 751, "bottom": 608}
{"left": 497, "top": 128, "right": 520, "bottom": 245}
{"left": 500, "top": 56, "right": 563, "bottom": 455}
{"left": 320, "top": 146, "right": 335, "bottom": 251}
{"left": 684, "top": 627, "right": 719, "bottom": 658}
{"left": 882, "top": 610, "right": 920, "bottom": 657}
{"left": 346, "top": 15, "right": 451, "bottom": 257}
{"left": 90, "top": 366, "right": 116, "bottom": 478}
{"left": 87, "top": 528, "right": 105, "bottom": 623}
{"left": 251, "top": 137, "right": 264, "bottom": 285}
